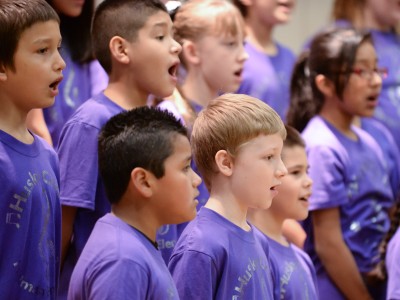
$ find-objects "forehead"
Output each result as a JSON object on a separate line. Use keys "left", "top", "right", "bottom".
{"left": 354, "top": 41, "right": 377, "bottom": 63}
{"left": 167, "top": 134, "right": 191, "bottom": 160}
{"left": 238, "top": 133, "right": 283, "bottom": 153}
{"left": 140, "top": 10, "right": 172, "bottom": 32}
{"left": 282, "top": 146, "right": 307, "bottom": 164}
{"left": 17, "top": 20, "right": 61, "bottom": 46}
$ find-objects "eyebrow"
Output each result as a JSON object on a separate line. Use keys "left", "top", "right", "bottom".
{"left": 33, "top": 37, "right": 62, "bottom": 45}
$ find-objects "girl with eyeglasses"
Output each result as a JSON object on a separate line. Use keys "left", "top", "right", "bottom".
{"left": 287, "top": 27, "right": 400, "bottom": 300}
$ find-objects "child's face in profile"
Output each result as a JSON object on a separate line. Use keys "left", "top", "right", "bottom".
{"left": 193, "top": 30, "right": 247, "bottom": 95}
{"left": 271, "top": 145, "right": 312, "bottom": 221}
{"left": 340, "top": 41, "right": 382, "bottom": 118}
{"left": 2, "top": 20, "right": 65, "bottom": 111}
{"left": 127, "top": 11, "right": 182, "bottom": 100}
{"left": 229, "top": 133, "right": 287, "bottom": 210}
{"left": 153, "top": 134, "right": 201, "bottom": 224}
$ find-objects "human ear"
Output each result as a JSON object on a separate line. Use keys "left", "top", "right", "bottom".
{"left": 0, "top": 64, "right": 8, "bottom": 82}
{"left": 109, "top": 36, "right": 129, "bottom": 65}
{"left": 215, "top": 150, "right": 234, "bottom": 176}
{"left": 315, "top": 74, "right": 335, "bottom": 98}
{"left": 130, "top": 168, "right": 154, "bottom": 198}
{"left": 182, "top": 40, "right": 200, "bottom": 65}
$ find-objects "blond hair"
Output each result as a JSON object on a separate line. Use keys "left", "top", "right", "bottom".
{"left": 192, "top": 93, "right": 286, "bottom": 190}
{"left": 171, "top": 0, "right": 246, "bottom": 127}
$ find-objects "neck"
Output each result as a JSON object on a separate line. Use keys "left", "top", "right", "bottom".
{"left": 247, "top": 208, "right": 288, "bottom": 246}
{"left": 181, "top": 69, "right": 218, "bottom": 108}
{"left": 319, "top": 100, "right": 356, "bottom": 140}
{"left": 111, "top": 197, "right": 159, "bottom": 242}
{"left": 0, "top": 95, "right": 33, "bottom": 143}
{"left": 244, "top": 17, "right": 276, "bottom": 55}
{"left": 105, "top": 73, "right": 149, "bottom": 111}
{"left": 205, "top": 176, "right": 251, "bottom": 231}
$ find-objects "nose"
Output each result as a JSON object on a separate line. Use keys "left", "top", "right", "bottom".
{"left": 55, "top": 50, "right": 66, "bottom": 71}
{"left": 238, "top": 42, "right": 248, "bottom": 62}
{"left": 171, "top": 38, "right": 182, "bottom": 55}
{"left": 276, "top": 158, "right": 288, "bottom": 178}
{"left": 303, "top": 174, "right": 313, "bottom": 188}
{"left": 192, "top": 169, "right": 202, "bottom": 188}
{"left": 370, "top": 70, "right": 382, "bottom": 87}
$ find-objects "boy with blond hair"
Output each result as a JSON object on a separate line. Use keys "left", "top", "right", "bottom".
{"left": 57, "top": 0, "right": 181, "bottom": 295}
{"left": 169, "top": 93, "right": 287, "bottom": 299}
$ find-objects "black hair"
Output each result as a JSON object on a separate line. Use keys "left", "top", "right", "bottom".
{"left": 0, "top": 0, "right": 59, "bottom": 71}
{"left": 286, "top": 27, "right": 372, "bottom": 132}
{"left": 46, "top": 0, "right": 95, "bottom": 64}
{"left": 98, "top": 106, "right": 188, "bottom": 204}
{"left": 92, "top": 0, "right": 167, "bottom": 74}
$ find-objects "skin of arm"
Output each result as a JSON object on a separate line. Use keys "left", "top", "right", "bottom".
{"left": 61, "top": 205, "right": 77, "bottom": 269}
{"left": 26, "top": 108, "right": 53, "bottom": 146}
{"left": 282, "top": 219, "right": 307, "bottom": 248}
{"left": 312, "top": 207, "right": 372, "bottom": 300}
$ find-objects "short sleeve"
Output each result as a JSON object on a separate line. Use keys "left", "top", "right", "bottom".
{"left": 80, "top": 259, "right": 147, "bottom": 300}
{"left": 168, "top": 250, "right": 217, "bottom": 299}
{"left": 58, "top": 121, "right": 100, "bottom": 210}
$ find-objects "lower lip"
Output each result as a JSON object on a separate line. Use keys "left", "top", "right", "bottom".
{"left": 50, "top": 87, "right": 59, "bottom": 97}
{"left": 299, "top": 200, "right": 309, "bottom": 208}
{"left": 270, "top": 189, "right": 279, "bottom": 198}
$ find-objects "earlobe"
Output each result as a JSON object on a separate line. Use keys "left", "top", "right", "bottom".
{"left": 315, "top": 74, "right": 335, "bottom": 98}
{"left": 0, "top": 64, "right": 7, "bottom": 82}
{"left": 215, "top": 150, "right": 233, "bottom": 176}
{"left": 109, "top": 36, "right": 129, "bottom": 65}
{"left": 131, "top": 168, "right": 153, "bottom": 198}
{"left": 182, "top": 40, "right": 200, "bottom": 65}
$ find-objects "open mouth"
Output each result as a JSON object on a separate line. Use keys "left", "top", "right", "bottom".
{"left": 234, "top": 69, "right": 243, "bottom": 77}
{"left": 299, "top": 196, "right": 308, "bottom": 202}
{"left": 168, "top": 62, "right": 179, "bottom": 77}
{"left": 367, "top": 95, "right": 378, "bottom": 102}
{"left": 49, "top": 77, "right": 62, "bottom": 90}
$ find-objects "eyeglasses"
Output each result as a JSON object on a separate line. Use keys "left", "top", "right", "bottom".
{"left": 350, "top": 67, "right": 388, "bottom": 80}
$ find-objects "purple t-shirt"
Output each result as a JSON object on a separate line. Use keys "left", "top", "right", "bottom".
{"left": 236, "top": 41, "right": 295, "bottom": 121}
{"left": 265, "top": 236, "right": 319, "bottom": 300}
{"left": 0, "top": 130, "right": 61, "bottom": 299}
{"left": 57, "top": 93, "right": 124, "bottom": 296}
{"left": 301, "top": 116, "right": 393, "bottom": 299}
{"left": 68, "top": 213, "right": 179, "bottom": 299}
{"left": 370, "top": 29, "right": 400, "bottom": 152}
{"left": 44, "top": 45, "right": 108, "bottom": 147}
{"left": 168, "top": 207, "right": 275, "bottom": 299}
{"left": 362, "top": 118, "right": 400, "bottom": 199}
{"left": 386, "top": 227, "right": 400, "bottom": 300}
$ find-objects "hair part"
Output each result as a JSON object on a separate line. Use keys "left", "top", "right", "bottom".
{"left": 91, "top": 0, "right": 167, "bottom": 74}
{"left": 0, "top": 0, "right": 59, "bottom": 71}
{"left": 286, "top": 27, "right": 372, "bottom": 132}
{"left": 98, "top": 106, "right": 188, "bottom": 205}
{"left": 192, "top": 93, "right": 286, "bottom": 190}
